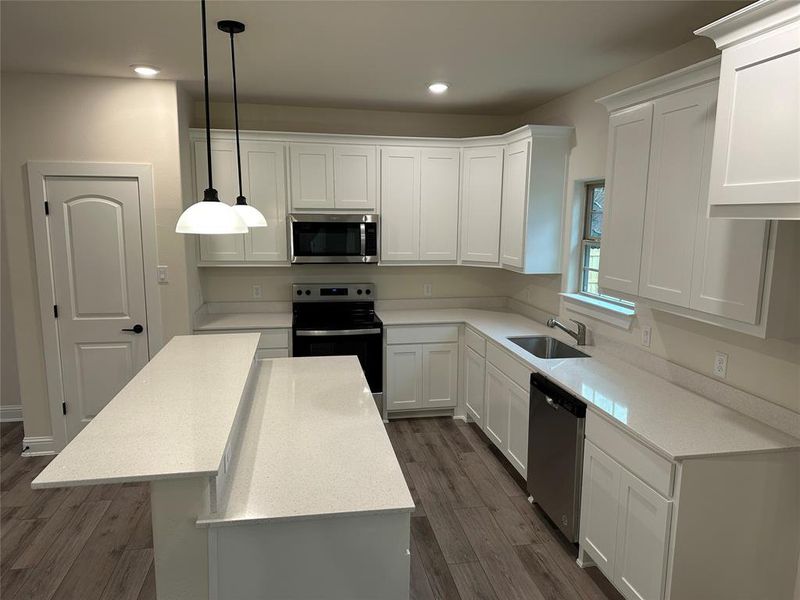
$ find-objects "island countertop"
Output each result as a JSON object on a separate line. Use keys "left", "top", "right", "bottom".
{"left": 198, "top": 356, "right": 414, "bottom": 526}
{"left": 32, "top": 333, "right": 260, "bottom": 489}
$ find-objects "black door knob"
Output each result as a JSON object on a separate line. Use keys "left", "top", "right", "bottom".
{"left": 122, "top": 324, "right": 144, "bottom": 334}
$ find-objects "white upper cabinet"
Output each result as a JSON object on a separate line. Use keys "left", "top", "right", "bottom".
{"left": 696, "top": 0, "right": 800, "bottom": 219}
{"left": 638, "top": 82, "right": 717, "bottom": 307}
{"left": 460, "top": 146, "right": 504, "bottom": 264}
{"left": 500, "top": 130, "right": 571, "bottom": 274}
{"left": 194, "top": 139, "right": 245, "bottom": 262}
{"left": 290, "top": 143, "right": 334, "bottom": 210}
{"left": 597, "top": 103, "right": 653, "bottom": 296}
{"left": 241, "top": 141, "right": 288, "bottom": 262}
{"left": 380, "top": 147, "right": 420, "bottom": 262}
{"left": 333, "top": 145, "right": 377, "bottom": 211}
{"left": 419, "top": 148, "right": 460, "bottom": 262}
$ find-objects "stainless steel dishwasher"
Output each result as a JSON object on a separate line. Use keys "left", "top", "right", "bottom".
{"left": 527, "top": 372, "right": 587, "bottom": 543}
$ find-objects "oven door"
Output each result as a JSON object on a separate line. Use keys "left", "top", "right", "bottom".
{"left": 289, "top": 214, "right": 378, "bottom": 263}
{"left": 292, "top": 328, "right": 383, "bottom": 393}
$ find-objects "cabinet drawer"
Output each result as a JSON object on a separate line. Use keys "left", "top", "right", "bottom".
{"left": 386, "top": 325, "right": 459, "bottom": 345}
{"left": 465, "top": 327, "right": 486, "bottom": 357}
{"left": 258, "top": 330, "right": 290, "bottom": 349}
{"left": 585, "top": 412, "right": 674, "bottom": 498}
{"left": 486, "top": 343, "right": 532, "bottom": 390}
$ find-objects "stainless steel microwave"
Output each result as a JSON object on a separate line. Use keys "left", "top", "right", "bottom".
{"left": 289, "top": 214, "right": 379, "bottom": 264}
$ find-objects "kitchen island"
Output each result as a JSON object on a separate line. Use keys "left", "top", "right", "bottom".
{"left": 32, "top": 334, "right": 414, "bottom": 600}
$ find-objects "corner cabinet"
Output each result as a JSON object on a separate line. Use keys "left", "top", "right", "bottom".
{"left": 696, "top": 0, "right": 800, "bottom": 219}
{"left": 596, "top": 58, "right": 798, "bottom": 338}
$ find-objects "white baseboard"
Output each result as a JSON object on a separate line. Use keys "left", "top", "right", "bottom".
{"left": 22, "top": 435, "right": 57, "bottom": 456}
{"left": 0, "top": 405, "right": 23, "bottom": 422}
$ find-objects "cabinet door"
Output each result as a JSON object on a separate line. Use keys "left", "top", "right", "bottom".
{"left": 707, "top": 20, "right": 800, "bottom": 217}
{"left": 638, "top": 83, "right": 717, "bottom": 307}
{"left": 333, "top": 145, "right": 376, "bottom": 210}
{"left": 422, "top": 343, "right": 458, "bottom": 408}
{"left": 419, "top": 148, "right": 460, "bottom": 261}
{"left": 242, "top": 141, "right": 288, "bottom": 262}
{"left": 506, "top": 379, "right": 529, "bottom": 477}
{"left": 464, "top": 346, "right": 486, "bottom": 425}
{"left": 381, "top": 147, "right": 420, "bottom": 262}
{"left": 289, "top": 143, "right": 334, "bottom": 210}
{"left": 385, "top": 344, "right": 423, "bottom": 411}
{"left": 500, "top": 139, "right": 530, "bottom": 269}
{"left": 614, "top": 470, "right": 672, "bottom": 600}
{"left": 580, "top": 441, "right": 621, "bottom": 579}
{"left": 598, "top": 104, "right": 653, "bottom": 296}
{"left": 484, "top": 363, "right": 509, "bottom": 447}
{"left": 194, "top": 139, "right": 245, "bottom": 262}
{"left": 460, "top": 146, "right": 504, "bottom": 264}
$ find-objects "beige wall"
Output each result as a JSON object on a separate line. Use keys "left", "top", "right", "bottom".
{"left": 1, "top": 215, "right": 21, "bottom": 413}
{"left": 508, "top": 38, "right": 800, "bottom": 414}
{"left": 1, "top": 72, "right": 193, "bottom": 439}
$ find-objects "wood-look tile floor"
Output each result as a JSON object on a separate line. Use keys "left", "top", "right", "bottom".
{"left": 1, "top": 418, "right": 622, "bottom": 600}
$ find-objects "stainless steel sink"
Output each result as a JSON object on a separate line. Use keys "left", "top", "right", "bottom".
{"left": 508, "top": 336, "right": 589, "bottom": 359}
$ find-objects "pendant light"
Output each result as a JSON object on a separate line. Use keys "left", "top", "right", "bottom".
{"left": 176, "top": 0, "right": 248, "bottom": 235}
{"left": 218, "top": 20, "right": 267, "bottom": 228}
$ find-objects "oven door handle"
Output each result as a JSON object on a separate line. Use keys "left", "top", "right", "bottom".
{"left": 295, "top": 328, "right": 381, "bottom": 337}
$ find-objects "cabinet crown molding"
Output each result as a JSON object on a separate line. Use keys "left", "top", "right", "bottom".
{"left": 695, "top": 0, "right": 800, "bottom": 49}
{"left": 596, "top": 57, "right": 721, "bottom": 112}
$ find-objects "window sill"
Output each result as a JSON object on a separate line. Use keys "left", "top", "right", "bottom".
{"left": 560, "top": 293, "right": 636, "bottom": 330}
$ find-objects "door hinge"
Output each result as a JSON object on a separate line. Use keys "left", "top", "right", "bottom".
{"left": 53, "top": 305, "right": 58, "bottom": 318}
{"left": 62, "top": 402, "right": 67, "bottom": 416}
{"left": 44, "top": 201, "right": 49, "bottom": 215}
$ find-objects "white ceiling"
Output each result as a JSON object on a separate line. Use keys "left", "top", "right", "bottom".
{"left": 1, "top": 0, "right": 747, "bottom": 115}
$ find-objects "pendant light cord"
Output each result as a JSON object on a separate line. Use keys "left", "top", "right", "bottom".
{"left": 229, "top": 30, "right": 245, "bottom": 202}
{"left": 201, "top": 0, "right": 213, "bottom": 192}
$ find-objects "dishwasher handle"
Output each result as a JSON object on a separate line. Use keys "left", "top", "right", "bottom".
{"left": 531, "top": 372, "right": 586, "bottom": 417}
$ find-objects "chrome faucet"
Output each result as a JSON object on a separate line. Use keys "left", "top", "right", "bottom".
{"left": 546, "top": 318, "right": 587, "bottom": 346}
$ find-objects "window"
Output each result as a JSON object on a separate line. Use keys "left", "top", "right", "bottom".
{"left": 580, "top": 182, "right": 633, "bottom": 306}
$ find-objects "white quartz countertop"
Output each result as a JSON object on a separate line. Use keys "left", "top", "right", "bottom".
{"left": 380, "top": 308, "right": 800, "bottom": 460}
{"left": 198, "top": 356, "right": 414, "bottom": 527}
{"left": 194, "top": 312, "right": 291, "bottom": 331}
{"left": 32, "top": 334, "right": 260, "bottom": 489}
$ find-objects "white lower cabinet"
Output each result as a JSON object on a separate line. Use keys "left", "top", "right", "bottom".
{"left": 463, "top": 345, "right": 486, "bottom": 425}
{"left": 505, "top": 379, "right": 529, "bottom": 476}
{"left": 385, "top": 336, "right": 457, "bottom": 412}
{"left": 483, "top": 361, "right": 529, "bottom": 478}
{"left": 581, "top": 440, "right": 671, "bottom": 600}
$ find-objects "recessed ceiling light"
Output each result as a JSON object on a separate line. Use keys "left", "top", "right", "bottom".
{"left": 428, "top": 82, "right": 449, "bottom": 95}
{"left": 132, "top": 64, "right": 160, "bottom": 77}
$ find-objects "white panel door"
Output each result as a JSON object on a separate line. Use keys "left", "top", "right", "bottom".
{"left": 460, "top": 146, "right": 504, "bottom": 264}
{"left": 422, "top": 343, "right": 458, "bottom": 408}
{"left": 385, "top": 344, "right": 423, "bottom": 410}
{"left": 599, "top": 104, "right": 653, "bottom": 296}
{"left": 707, "top": 20, "right": 800, "bottom": 216}
{"left": 484, "top": 363, "right": 509, "bottom": 447}
{"left": 500, "top": 139, "right": 531, "bottom": 269}
{"left": 380, "top": 147, "right": 420, "bottom": 262}
{"left": 690, "top": 218, "right": 769, "bottom": 324}
{"left": 333, "top": 145, "right": 377, "bottom": 210}
{"left": 419, "top": 148, "right": 460, "bottom": 262}
{"left": 580, "top": 441, "right": 622, "bottom": 579}
{"left": 242, "top": 141, "right": 288, "bottom": 262}
{"left": 290, "top": 143, "right": 334, "bottom": 210}
{"left": 464, "top": 346, "right": 486, "bottom": 425}
{"left": 614, "top": 471, "right": 672, "bottom": 600}
{"left": 195, "top": 139, "right": 245, "bottom": 262}
{"left": 45, "top": 176, "right": 149, "bottom": 440}
{"left": 506, "top": 379, "right": 529, "bottom": 477}
{"left": 638, "top": 83, "right": 717, "bottom": 307}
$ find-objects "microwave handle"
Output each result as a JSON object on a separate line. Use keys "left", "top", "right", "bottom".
{"left": 360, "top": 223, "right": 366, "bottom": 256}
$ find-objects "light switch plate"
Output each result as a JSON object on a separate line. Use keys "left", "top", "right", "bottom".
{"left": 252, "top": 284, "right": 263, "bottom": 299}
{"left": 156, "top": 265, "right": 168, "bottom": 283}
{"left": 641, "top": 326, "right": 651, "bottom": 348}
{"left": 713, "top": 352, "right": 728, "bottom": 378}
{"left": 423, "top": 283, "right": 432, "bottom": 297}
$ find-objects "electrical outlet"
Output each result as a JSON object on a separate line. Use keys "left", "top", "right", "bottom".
{"left": 156, "top": 265, "right": 168, "bottom": 283}
{"left": 423, "top": 283, "right": 432, "bottom": 297}
{"left": 713, "top": 352, "right": 728, "bottom": 378}
{"left": 641, "top": 326, "right": 651, "bottom": 348}
{"left": 252, "top": 284, "right": 263, "bottom": 299}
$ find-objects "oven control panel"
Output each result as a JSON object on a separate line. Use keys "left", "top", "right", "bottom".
{"left": 292, "top": 283, "right": 375, "bottom": 302}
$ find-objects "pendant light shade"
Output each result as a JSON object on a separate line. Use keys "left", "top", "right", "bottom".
{"left": 218, "top": 19, "right": 267, "bottom": 228}
{"left": 176, "top": 0, "right": 248, "bottom": 235}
